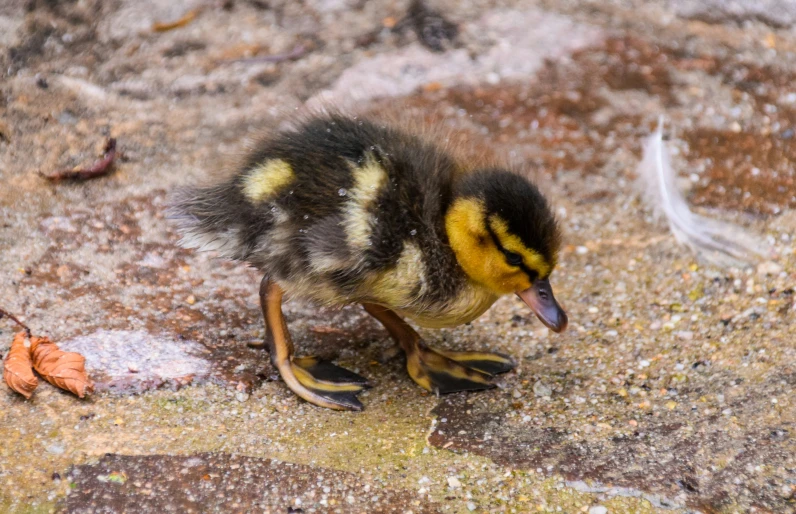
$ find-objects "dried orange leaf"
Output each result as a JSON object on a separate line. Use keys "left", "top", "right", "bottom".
{"left": 3, "top": 331, "right": 38, "bottom": 399}
{"left": 31, "top": 336, "right": 93, "bottom": 398}
{"left": 152, "top": 9, "right": 200, "bottom": 32}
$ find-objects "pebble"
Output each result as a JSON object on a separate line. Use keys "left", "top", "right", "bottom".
{"left": 533, "top": 381, "right": 552, "bottom": 397}
{"left": 447, "top": 476, "right": 462, "bottom": 488}
{"left": 757, "top": 261, "right": 782, "bottom": 275}
{"left": 235, "top": 391, "right": 250, "bottom": 403}
{"left": 467, "top": 501, "right": 477, "bottom": 511}
{"left": 45, "top": 443, "right": 65, "bottom": 455}
{"left": 576, "top": 246, "right": 589, "bottom": 255}
{"left": 589, "top": 507, "right": 608, "bottom": 514}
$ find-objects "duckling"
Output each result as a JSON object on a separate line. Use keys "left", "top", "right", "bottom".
{"left": 170, "top": 113, "right": 567, "bottom": 411}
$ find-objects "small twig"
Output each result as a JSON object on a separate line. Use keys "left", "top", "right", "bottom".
{"left": 152, "top": 8, "right": 202, "bottom": 32}
{"left": 40, "top": 138, "right": 117, "bottom": 183}
{"left": 0, "top": 307, "right": 31, "bottom": 336}
{"left": 222, "top": 44, "right": 308, "bottom": 65}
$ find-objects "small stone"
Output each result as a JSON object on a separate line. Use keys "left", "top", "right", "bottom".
{"left": 757, "top": 261, "right": 782, "bottom": 275}
{"left": 589, "top": 507, "right": 608, "bottom": 514}
{"left": 185, "top": 295, "right": 196, "bottom": 305}
{"left": 730, "top": 121, "right": 741, "bottom": 133}
{"left": 447, "top": 476, "right": 461, "bottom": 489}
{"left": 235, "top": 391, "right": 249, "bottom": 403}
{"left": 533, "top": 381, "right": 552, "bottom": 397}
{"left": 576, "top": 246, "right": 589, "bottom": 255}
{"left": 639, "top": 360, "right": 650, "bottom": 368}
{"left": 45, "top": 443, "right": 65, "bottom": 455}
{"left": 512, "top": 390, "right": 522, "bottom": 399}
{"left": 467, "top": 502, "right": 477, "bottom": 511}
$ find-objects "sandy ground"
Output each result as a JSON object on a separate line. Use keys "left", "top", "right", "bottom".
{"left": 0, "top": 1, "right": 794, "bottom": 512}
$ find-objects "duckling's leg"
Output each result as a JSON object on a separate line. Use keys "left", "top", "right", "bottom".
{"left": 260, "top": 278, "right": 369, "bottom": 411}
{"left": 362, "top": 304, "right": 515, "bottom": 394}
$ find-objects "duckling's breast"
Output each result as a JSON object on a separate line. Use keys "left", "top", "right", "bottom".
{"left": 394, "top": 280, "right": 499, "bottom": 328}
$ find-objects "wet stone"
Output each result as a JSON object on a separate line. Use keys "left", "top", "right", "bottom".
{"left": 428, "top": 370, "right": 796, "bottom": 513}
{"left": 58, "top": 330, "right": 211, "bottom": 394}
{"left": 65, "top": 453, "right": 439, "bottom": 513}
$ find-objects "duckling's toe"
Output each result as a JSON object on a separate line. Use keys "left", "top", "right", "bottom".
{"left": 290, "top": 357, "right": 370, "bottom": 411}
{"left": 407, "top": 344, "right": 504, "bottom": 395}
{"left": 293, "top": 357, "right": 371, "bottom": 387}
{"left": 435, "top": 350, "right": 516, "bottom": 376}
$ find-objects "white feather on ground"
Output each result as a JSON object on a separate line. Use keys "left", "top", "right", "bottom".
{"left": 637, "top": 118, "right": 766, "bottom": 267}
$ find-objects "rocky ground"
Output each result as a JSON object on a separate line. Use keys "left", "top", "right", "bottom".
{"left": 1, "top": 0, "right": 794, "bottom": 512}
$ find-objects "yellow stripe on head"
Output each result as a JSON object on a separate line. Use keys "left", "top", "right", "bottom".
{"left": 242, "top": 159, "right": 294, "bottom": 202}
{"left": 445, "top": 198, "right": 551, "bottom": 296}
{"left": 488, "top": 216, "right": 552, "bottom": 277}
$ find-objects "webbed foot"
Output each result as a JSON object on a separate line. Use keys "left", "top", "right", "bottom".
{"left": 363, "top": 303, "right": 517, "bottom": 396}
{"left": 435, "top": 349, "right": 516, "bottom": 376}
{"left": 289, "top": 356, "right": 370, "bottom": 411}
{"left": 407, "top": 344, "right": 516, "bottom": 394}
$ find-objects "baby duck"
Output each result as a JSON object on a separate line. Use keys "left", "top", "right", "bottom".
{"left": 171, "top": 113, "right": 567, "bottom": 411}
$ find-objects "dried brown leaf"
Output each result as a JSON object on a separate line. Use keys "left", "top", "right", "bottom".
{"left": 31, "top": 336, "right": 93, "bottom": 398}
{"left": 40, "top": 138, "right": 117, "bottom": 182}
{"left": 3, "top": 331, "right": 38, "bottom": 399}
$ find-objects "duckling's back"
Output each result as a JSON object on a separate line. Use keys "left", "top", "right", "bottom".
{"left": 170, "top": 114, "right": 475, "bottom": 314}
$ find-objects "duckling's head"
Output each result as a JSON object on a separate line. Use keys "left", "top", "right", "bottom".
{"left": 446, "top": 169, "right": 568, "bottom": 332}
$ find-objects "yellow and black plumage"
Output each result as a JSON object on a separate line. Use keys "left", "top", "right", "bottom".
{"left": 171, "top": 113, "right": 567, "bottom": 411}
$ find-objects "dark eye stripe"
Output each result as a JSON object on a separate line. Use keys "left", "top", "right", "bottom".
{"left": 484, "top": 219, "right": 539, "bottom": 282}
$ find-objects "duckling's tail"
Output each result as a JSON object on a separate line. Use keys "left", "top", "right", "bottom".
{"left": 167, "top": 181, "right": 252, "bottom": 261}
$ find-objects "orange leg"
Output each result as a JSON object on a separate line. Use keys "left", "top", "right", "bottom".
{"left": 260, "top": 278, "right": 368, "bottom": 410}
{"left": 362, "top": 303, "right": 515, "bottom": 394}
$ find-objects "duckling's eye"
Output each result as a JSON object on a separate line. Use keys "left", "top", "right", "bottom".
{"left": 505, "top": 251, "right": 523, "bottom": 267}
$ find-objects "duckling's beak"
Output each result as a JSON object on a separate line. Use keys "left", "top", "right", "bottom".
{"left": 517, "top": 279, "right": 568, "bottom": 333}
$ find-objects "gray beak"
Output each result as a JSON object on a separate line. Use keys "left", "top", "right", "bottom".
{"left": 516, "top": 279, "right": 568, "bottom": 333}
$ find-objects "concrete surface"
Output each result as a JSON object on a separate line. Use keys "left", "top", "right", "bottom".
{"left": 1, "top": 1, "right": 794, "bottom": 512}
